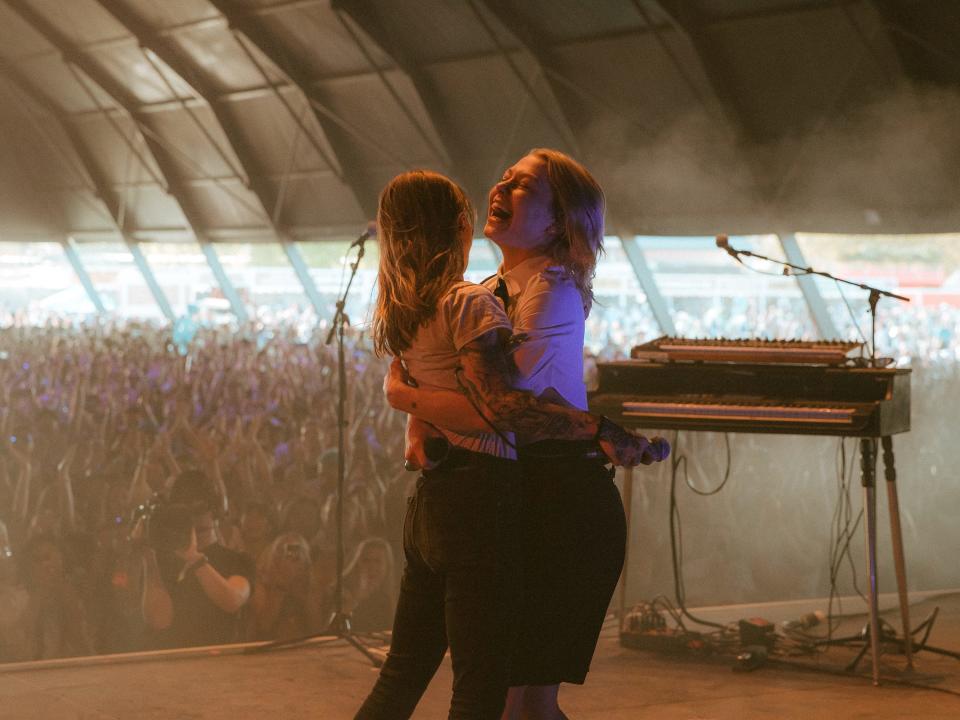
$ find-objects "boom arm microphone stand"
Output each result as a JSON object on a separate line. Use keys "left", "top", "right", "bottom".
{"left": 322, "top": 228, "right": 384, "bottom": 665}
{"left": 716, "top": 235, "right": 919, "bottom": 685}
{"left": 715, "top": 235, "right": 909, "bottom": 364}
{"left": 247, "top": 228, "right": 382, "bottom": 666}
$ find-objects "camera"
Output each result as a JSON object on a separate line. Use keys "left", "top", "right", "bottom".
{"left": 130, "top": 497, "right": 197, "bottom": 554}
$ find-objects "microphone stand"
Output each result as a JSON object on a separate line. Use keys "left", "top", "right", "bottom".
{"left": 715, "top": 236, "right": 910, "bottom": 366}
{"left": 247, "top": 230, "right": 382, "bottom": 666}
{"left": 322, "top": 231, "right": 383, "bottom": 664}
{"left": 717, "top": 235, "right": 918, "bottom": 685}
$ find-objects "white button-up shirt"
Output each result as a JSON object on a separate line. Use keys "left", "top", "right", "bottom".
{"left": 483, "top": 256, "right": 588, "bottom": 411}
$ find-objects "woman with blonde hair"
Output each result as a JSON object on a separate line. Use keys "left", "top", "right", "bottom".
{"left": 332, "top": 536, "right": 395, "bottom": 633}
{"left": 354, "top": 169, "right": 656, "bottom": 720}
{"left": 385, "top": 149, "right": 670, "bottom": 720}
{"left": 249, "top": 532, "right": 311, "bottom": 641}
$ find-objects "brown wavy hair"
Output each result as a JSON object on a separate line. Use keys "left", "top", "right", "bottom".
{"left": 530, "top": 148, "right": 605, "bottom": 313}
{"left": 372, "top": 170, "right": 473, "bottom": 356}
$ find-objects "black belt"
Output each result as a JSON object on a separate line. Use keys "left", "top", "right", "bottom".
{"left": 518, "top": 439, "right": 606, "bottom": 461}
{"left": 425, "top": 446, "right": 516, "bottom": 472}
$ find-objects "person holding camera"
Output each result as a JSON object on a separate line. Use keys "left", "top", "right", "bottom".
{"left": 138, "top": 472, "right": 254, "bottom": 649}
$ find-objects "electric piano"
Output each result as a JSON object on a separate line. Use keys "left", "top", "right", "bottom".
{"left": 598, "top": 337, "right": 915, "bottom": 683}
{"left": 589, "top": 337, "right": 910, "bottom": 437}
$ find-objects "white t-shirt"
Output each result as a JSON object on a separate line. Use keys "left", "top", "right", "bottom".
{"left": 483, "top": 256, "right": 588, "bottom": 412}
{"left": 401, "top": 281, "right": 515, "bottom": 458}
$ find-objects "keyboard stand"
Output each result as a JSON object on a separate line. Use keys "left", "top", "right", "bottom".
{"left": 860, "top": 437, "right": 883, "bottom": 684}
{"left": 876, "top": 436, "right": 914, "bottom": 672}
{"left": 837, "top": 436, "right": 913, "bottom": 684}
{"left": 615, "top": 434, "right": 916, "bottom": 685}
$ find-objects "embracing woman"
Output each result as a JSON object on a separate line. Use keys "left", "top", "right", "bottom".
{"left": 384, "top": 149, "right": 670, "bottom": 720}
{"left": 354, "top": 168, "right": 661, "bottom": 720}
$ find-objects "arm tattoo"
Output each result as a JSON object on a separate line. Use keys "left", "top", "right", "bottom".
{"left": 456, "top": 332, "right": 598, "bottom": 443}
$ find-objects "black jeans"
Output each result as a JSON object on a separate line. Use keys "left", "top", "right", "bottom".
{"left": 355, "top": 450, "right": 523, "bottom": 720}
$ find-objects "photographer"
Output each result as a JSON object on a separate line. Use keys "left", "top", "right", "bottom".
{"left": 138, "top": 472, "right": 253, "bottom": 649}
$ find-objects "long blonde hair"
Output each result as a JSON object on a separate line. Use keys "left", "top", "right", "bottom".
{"left": 256, "top": 532, "right": 312, "bottom": 580}
{"left": 530, "top": 148, "right": 605, "bottom": 313}
{"left": 372, "top": 170, "right": 474, "bottom": 356}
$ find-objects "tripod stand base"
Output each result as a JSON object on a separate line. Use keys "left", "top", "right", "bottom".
{"left": 320, "top": 613, "right": 386, "bottom": 667}
{"left": 815, "top": 620, "right": 898, "bottom": 674}
{"left": 243, "top": 613, "right": 385, "bottom": 667}
{"left": 812, "top": 606, "right": 957, "bottom": 678}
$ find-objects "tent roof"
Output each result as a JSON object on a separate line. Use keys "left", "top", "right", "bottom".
{"left": 1, "top": 0, "right": 959, "bottom": 244}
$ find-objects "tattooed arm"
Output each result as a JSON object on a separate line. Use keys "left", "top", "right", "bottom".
{"left": 385, "top": 333, "right": 668, "bottom": 466}
{"left": 385, "top": 354, "right": 649, "bottom": 460}
{"left": 455, "top": 330, "right": 664, "bottom": 466}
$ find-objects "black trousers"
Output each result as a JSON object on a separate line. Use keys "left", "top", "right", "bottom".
{"left": 354, "top": 450, "right": 523, "bottom": 720}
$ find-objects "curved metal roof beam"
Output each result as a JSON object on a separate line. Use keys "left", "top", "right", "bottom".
{"left": 643, "top": 1, "right": 755, "bottom": 141}
{"left": 1, "top": 0, "right": 254, "bottom": 243}
{"left": 0, "top": 64, "right": 174, "bottom": 319}
{"left": 0, "top": 62, "right": 105, "bottom": 212}
{"left": 331, "top": 0, "right": 482, "bottom": 200}
{"left": 332, "top": 5, "right": 452, "bottom": 171}
{"left": 467, "top": 0, "right": 582, "bottom": 158}
{"left": 92, "top": 0, "right": 298, "bottom": 231}
{"left": 207, "top": 0, "right": 423, "bottom": 219}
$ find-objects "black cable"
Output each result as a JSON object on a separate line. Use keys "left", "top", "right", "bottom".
{"left": 913, "top": 607, "right": 939, "bottom": 653}
{"left": 682, "top": 432, "right": 732, "bottom": 496}
{"left": 834, "top": 279, "right": 872, "bottom": 351}
{"left": 668, "top": 430, "right": 727, "bottom": 630}
{"left": 826, "top": 437, "right": 869, "bottom": 643}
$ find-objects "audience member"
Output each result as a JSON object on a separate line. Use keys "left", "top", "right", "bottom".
{"left": 249, "top": 532, "right": 313, "bottom": 641}
{"left": 139, "top": 472, "right": 254, "bottom": 648}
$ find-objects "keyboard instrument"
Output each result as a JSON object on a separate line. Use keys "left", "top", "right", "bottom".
{"left": 590, "top": 338, "right": 910, "bottom": 437}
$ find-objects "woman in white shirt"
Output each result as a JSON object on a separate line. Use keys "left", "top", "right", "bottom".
{"left": 354, "top": 169, "right": 655, "bottom": 720}
{"left": 384, "top": 150, "right": 669, "bottom": 720}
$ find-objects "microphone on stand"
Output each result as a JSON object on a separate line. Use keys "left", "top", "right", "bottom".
{"left": 715, "top": 234, "right": 736, "bottom": 258}
{"left": 326, "top": 223, "right": 376, "bottom": 346}
{"left": 349, "top": 221, "right": 377, "bottom": 249}
{"left": 716, "top": 234, "right": 745, "bottom": 265}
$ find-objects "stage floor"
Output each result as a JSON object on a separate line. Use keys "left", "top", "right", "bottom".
{"left": 2, "top": 593, "right": 958, "bottom": 719}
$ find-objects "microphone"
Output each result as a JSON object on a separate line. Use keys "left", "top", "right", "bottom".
{"left": 715, "top": 234, "right": 741, "bottom": 261}
{"left": 423, "top": 437, "right": 450, "bottom": 463}
{"left": 349, "top": 221, "right": 377, "bottom": 248}
{"left": 717, "top": 235, "right": 739, "bottom": 260}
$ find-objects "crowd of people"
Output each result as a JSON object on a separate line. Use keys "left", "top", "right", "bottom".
{"left": 0, "top": 292, "right": 956, "bottom": 663}
{"left": 0, "top": 319, "right": 403, "bottom": 662}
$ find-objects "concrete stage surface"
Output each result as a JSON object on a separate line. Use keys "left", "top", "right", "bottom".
{"left": 2, "top": 593, "right": 958, "bottom": 719}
